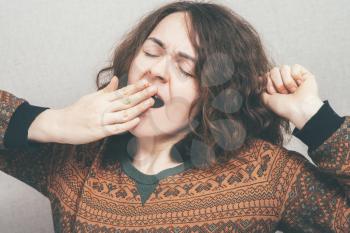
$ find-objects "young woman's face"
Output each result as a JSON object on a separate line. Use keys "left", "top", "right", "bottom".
{"left": 127, "top": 12, "right": 200, "bottom": 138}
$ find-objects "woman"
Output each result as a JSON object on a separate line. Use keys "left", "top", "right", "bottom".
{"left": 0, "top": 1, "right": 349, "bottom": 232}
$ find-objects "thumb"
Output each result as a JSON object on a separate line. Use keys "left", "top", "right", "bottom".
{"left": 261, "top": 91, "right": 271, "bottom": 107}
{"left": 103, "top": 76, "right": 119, "bottom": 93}
{"left": 260, "top": 91, "right": 284, "bottom": 108}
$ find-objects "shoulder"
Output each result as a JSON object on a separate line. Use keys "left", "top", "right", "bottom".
{"left": 247, "top": 137, "right": 310, "bottom": 165}
{"left": 49, "top": 139, "right": 106, "bottom": 170}
{"left": 175, "top": 137, "right": 312, "bottom": 199}
{"left": 216, "top": 137, "right": 312, "bottom": 184}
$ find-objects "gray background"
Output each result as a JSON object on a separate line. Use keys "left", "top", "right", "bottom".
{"left": 0, "top": 0, "right": 349, "bottom": 232}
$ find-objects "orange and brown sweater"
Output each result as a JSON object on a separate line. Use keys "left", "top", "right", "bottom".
{"left": 0, "top": 89, "right": 349, "bottom": 232}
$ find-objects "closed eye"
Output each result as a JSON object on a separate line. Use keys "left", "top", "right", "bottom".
{"left": 144, "top": 50, "right": 194, "bottom": 77}
{"left": 143, "top": 51, "right": 158, "bottom": 57}
{"left": 179, "top": 67, "right": 194, "bottom": 77}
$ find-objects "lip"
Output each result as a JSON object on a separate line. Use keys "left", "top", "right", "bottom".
{"left": 150, "top": 86, "right": 166, "bottom": 105}
{"left": 152, "top": 94, "right": 163, "bottom": 101}
{"left": 152, "top": 91, "right": 165, "bottom": 103}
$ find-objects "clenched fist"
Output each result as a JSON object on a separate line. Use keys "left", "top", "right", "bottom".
{"left": 260, "top": 64, "right": 324, "bottom": 130}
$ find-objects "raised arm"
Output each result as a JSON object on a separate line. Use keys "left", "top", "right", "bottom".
{"left": 2, "top": 76, "right": 158, "bottom": 148}
{"left": 259, "top": 64, "right": 349, "bottom": 231}
{"left": 0, "top": 89, "right": 55, "bottom": 196}
{"left": 276, "top": 102, "right": 350, "bottom": 232}
{"left": 0, "top": 90, "right": 50, "bottom": 149}
{"left": 293, "top": 101, "right": 349, "bottom": 195}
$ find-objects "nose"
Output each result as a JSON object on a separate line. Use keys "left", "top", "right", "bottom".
{"left": 147, "top": 56, "right": 170, "bottom": 83}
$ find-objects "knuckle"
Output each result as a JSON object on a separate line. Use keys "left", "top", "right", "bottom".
{"left": 114, "top": 90, "right": 124, "bottom": 99}
{"left": 121, "top": 88, "right": 129, "bottom": 96}
{"left": 121, "top": 97, "right": 132, "bottom": 107}
{"left": 281, "top": 65, "right": 291, "bottom": 73}
{"left": 134, "top": 92, "right": 142, "bottom": 100}
{"left": 285, "top": 81, "right": 296, "bottom": 88}
{"left": 114, "top": 90, "right": 127, "bottom": 100}
{"left": 121, "top": 111, "right": 129, "bottom": 121}
{"left": 141, "top": 102, "right": 149, "bottom": 110}
{"left": 281, "top": 64, "right": 290, "bottom": 69}
{"left": 143, "top": 88, "right": 150, "bottom": 96}
{"left": 270, "top": 67, "right": 280, "bottom": 77}
{"left": 112, "top": 125, "right": 121, "bottom": 133}
{"left": 271, "top": 67, "right": 279, "bottom": 72}
{"left": 276, "top": 85, "right": 286, "bottom": 91}
{"left": 265, "top": 70, "right": 271, "bottom": 76}
{"left": 291, "top": 64, "right": 301, "bottom": 72}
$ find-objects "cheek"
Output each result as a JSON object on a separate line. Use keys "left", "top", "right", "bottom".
{"left": 128, "top": 54, "right": 146, "bottom": 84}
{"left": 169, "top": 84, "right": 199, "bottom": 119}
{"left": 167, "top": 100, "right": 190, "bottom": 122}
{"left": 130, "top": 52, "right": 155, "bottom": 73}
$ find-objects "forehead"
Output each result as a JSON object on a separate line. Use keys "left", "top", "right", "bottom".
{"left": 147, "top": 12, "right": 196, "bottom": 58}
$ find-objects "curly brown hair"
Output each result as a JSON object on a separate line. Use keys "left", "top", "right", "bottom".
{"left": 98, "top": 1, "right": 291, "bottom": 169}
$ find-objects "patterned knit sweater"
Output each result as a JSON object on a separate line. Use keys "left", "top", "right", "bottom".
{"left": 0, "top": 89, "right": 349, "bottom": 233}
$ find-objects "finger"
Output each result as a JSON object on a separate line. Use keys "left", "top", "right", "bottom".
{"left": 103, "top": 97, "right": 155, "bottom": 124}
{"left": 261, "top": 90, "right": 283, "bottom": 108}
{"left": 291, "top": 64, "right": 314, "bottom": 85}
{"left": 290, "top": 64, "right": 305, "bottom": 85}
{"left": 266, "top": 75, "right": 277, "bottom": 94}
{"left": 270, "top": 67, "right": 289, "bottom": 94}
{"left": 108, "top": 85, "right": 157, "bottom": 112}
{"left": 103, "top": 117, "right": 141, "bottom": 136}
{"left": 106, "top": 78, "right": 150, "bottom": 101}
{"left": 280, "top": 65, "right": 298, "bottom": 92}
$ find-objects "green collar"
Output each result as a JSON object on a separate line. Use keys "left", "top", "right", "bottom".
{"left": 119, "top": 154, "right": 192, "bottom": 184}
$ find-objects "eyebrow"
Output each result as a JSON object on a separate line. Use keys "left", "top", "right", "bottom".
{"left": 146, "top": 37, "right": 196, "bottom": 62}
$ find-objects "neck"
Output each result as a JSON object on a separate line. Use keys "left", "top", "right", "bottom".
{"left": 131, "top": 129, "right": 189, "bottom": 174}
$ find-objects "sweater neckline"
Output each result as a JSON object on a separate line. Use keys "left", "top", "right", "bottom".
{"left": 118, "top": 153, "right": 192, "bottom": 184}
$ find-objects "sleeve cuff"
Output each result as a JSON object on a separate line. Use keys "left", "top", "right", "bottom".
{"left": 292, "top": 100, "right": 345, "bottom": 151}
{"left": 3, "top": 101, "right": 49, "bottom": 149}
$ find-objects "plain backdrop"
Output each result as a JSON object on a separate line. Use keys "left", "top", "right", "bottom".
{"left": 0, "top": 0, "right": 349, "bottom": 232}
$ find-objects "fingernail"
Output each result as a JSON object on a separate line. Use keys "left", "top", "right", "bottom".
{"left": 141, "top": 79, "right": 149, "bottom": 86}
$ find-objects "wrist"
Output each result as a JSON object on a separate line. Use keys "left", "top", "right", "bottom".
{"left": 290, "top": 96, "right": 324, "bottom": 130}
{"left": 28, "top": 108, "right": 66, "bottom": 143}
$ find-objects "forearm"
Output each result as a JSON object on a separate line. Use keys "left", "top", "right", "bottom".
{"left": 4, "top": 102, "right": 59, "bottom": 149}
{"left": 28, "top": 108, "right": 65, "bottom": 144}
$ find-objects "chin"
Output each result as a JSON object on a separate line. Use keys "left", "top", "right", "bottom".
{"left": 128, "top": 115, "right": 189, "bottom": 139}
{"left": 128, "top": 113, "right": 164, "bottom": 138}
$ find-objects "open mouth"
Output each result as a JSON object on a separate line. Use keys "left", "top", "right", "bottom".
{"left": 151, "top": 94, "right": 164, "bottom": 108}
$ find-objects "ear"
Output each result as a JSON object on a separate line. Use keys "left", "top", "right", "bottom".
{"left": 103, "top": 76, "right": 119, "bottom": 93}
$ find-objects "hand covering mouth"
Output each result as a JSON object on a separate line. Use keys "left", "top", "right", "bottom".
{"left": 151, "top": 94, "right": 164, "bottom": 108}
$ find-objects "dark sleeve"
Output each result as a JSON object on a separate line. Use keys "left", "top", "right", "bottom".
{"left": 292, "top": 100, "right": 346, "bottom": 152}
{"left": 4, "top": 101, "right": 49, "bottom": 149}
{"left": 0, "top": 89, "right": 55, "bottom": 197}
{"left": 292, "top": 99, "right": 350, "bottom": 195}
{"left": 277, "top": 114, "right": 350, "bottom": 232}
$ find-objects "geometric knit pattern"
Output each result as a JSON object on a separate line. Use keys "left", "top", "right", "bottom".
{"left": 1, "top": 90, "right": 349, "bottom": 232}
